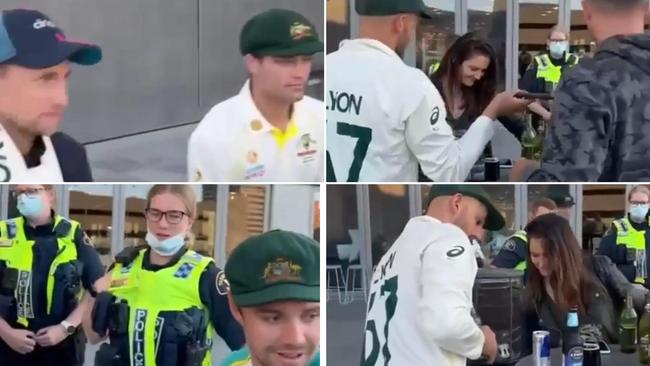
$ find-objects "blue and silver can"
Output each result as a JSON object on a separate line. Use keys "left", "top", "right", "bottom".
{"left": 533, "top": 330, "right": 551, "bottom": 366}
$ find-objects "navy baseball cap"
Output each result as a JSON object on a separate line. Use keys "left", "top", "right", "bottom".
{"left": 0, "top": 9, "right": 102, "bottom": 69}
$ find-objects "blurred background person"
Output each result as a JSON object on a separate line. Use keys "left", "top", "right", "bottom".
{"left": 598, "top": 185, "right": 650, "bottom": 288}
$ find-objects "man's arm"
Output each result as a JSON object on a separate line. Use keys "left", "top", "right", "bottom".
{"left": 417, "top": 228, "right": 484, "bottom": 359}
{"left": 199, "top": 264, "right": 245, "bottom": 351}
{"left": 405, "top": 84, "right": 496, "bottom": 182}
{"left": 491, "top": 238, "right": 527, "bottom": 269}
{"left": 527, "top": 75, "right": 614, "bottom": 181}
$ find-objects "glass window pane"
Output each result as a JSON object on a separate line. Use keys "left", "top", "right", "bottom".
{"left": 420, "top": 184, "right": 516, "bottom": 259}
{"left": 582, "top": 185, "right": 627, "bottom": 253}
{"left": 369, "top": 185, "right": 410, "bottom": 266}
{"left": 123, "top": 185, "right": 217, "bottom": 258}
{"left": 469, "top": 0, "right": 507, "bottom": 90}
{"left": 326, "top": 185, "right": 358, "bottom": 269}
{"left": 327, "top": 0, "right": 350, "bottom": 54}
{"left": 518, "top": 2, "right": 559, "bottom": 79}
{"left": 68, "top": 185, "right": 114, "bottom": 267}
{"left": 527, "top": 184, "right": 572, "bottom": 220}
{"left": 417, "top": 1, "right": 456, "bottom": 75}
{"left": 226, "top": 185, "right": 267, "bottom": 258}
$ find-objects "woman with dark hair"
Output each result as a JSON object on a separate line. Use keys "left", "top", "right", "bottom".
{"left": 432, "top": 33, "right": 524, "bottom": 139}
{"left": 522, "top": 213, "right": 648, "bottom": 352}
{"left": 419, "top": 33, "right": 525, "bottom": 181}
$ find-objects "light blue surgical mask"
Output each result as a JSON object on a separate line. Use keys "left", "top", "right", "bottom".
{"left": 630, "top": 204, "right": 650, "bottom": 223}
{"left": 549, "top": 41, "right": 568, "bottom": 59}
{"left": 145, "top": 231, "right": 186, "bottom": 256}
{"left": 16, "top": 194, "right": 45, "bottom": 218}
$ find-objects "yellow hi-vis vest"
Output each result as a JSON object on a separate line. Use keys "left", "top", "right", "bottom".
{"left": 109, "top": 249, "right": 215, "bottom": 366}
{"left": 507, "top": 230, "right": 528, "bottom": 271}
{"left": 0, "top": 216, "right": 80, "bottom": 327}
{"left": 534, "top": 53, "right": 579, "bottom": 90}
{"left": 613, "top": 217, "right": 647, "bottom": 284}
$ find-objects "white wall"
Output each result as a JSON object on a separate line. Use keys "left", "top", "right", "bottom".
{"left": 269, "top": 185, "right": 316, "bottom": 238}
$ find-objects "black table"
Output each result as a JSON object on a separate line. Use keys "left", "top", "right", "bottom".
{"left": 467, "top": 165, "right": 512, "bottom": 182}
{"left": 515, "top": 348, "right": 643, "bottom": 365}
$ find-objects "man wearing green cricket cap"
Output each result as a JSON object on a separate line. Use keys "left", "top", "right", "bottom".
{"left": 220, "top": 230, "right": 320, "bottom": 366}
{"left": 189, "top": 9, "right": 324, "bottom": 183}
{"left": 362, "top": 185, "right": 503, "bottom": 365}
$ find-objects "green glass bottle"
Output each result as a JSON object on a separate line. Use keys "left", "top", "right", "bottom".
{"left": 521, "top": 113, "right": 537, "bottom": 160}
{"left": 620, "top": 292, "right": 639, "bottom": 353}
{"left": 639, "top": 294, "right": 650, "bottom": 364}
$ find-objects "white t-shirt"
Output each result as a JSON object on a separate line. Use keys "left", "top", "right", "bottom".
{"left": 188, "top": 80, "right": 323, "bottom": 182}
{"left": 0, "top": 125, "right": 63, "bottom": 182}
{"left": 363, "top": 216, "right": 484, "bottom": 366}
{"left": 326, "top": 39, "right": 496, "bottom": 182}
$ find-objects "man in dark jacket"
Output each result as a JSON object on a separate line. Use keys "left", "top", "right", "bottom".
{"left": 511, "top": 0, "right": 650, "bottom": 181}
{"left": 0, "top": 9, "right": 98, "bottom": 182}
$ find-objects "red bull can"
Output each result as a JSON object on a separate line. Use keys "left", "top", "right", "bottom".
{"left": 533, "top": 330, "right": 551, "bottom": 366}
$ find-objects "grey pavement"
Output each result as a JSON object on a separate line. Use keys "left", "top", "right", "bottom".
{"left": 327, "top": 297, "right": 366, "bottom": 366}
{"left": 85, "top": 123, "right": 197, "bottom": 182}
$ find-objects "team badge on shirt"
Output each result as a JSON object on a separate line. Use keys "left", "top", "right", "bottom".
{"left": 297, "top": 133, "right": 317, "bottom": 164}
{"left": 430, "top": 107, "right": 440, "bottom": 126}
{"left": 446, "top": 245, "right": 465, "bottom": 259}
{"left": 250, "top": 119, "right": 264, "bottom": 132}
{"left": 244, "top": 150, "right": 265, "bottom": 180}
{"left": 246, "top": 150, "right": 259, "bottom": 164}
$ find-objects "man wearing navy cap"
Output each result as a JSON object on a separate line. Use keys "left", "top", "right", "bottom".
{"left": 0, "top": 9, "right": 102, "bottom": 182}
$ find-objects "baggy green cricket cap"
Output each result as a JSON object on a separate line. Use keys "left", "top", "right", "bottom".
{"left": 355, "top": 0, "right": 433, "bottom": 19}
{"left": 240, "top": 8, "right": 324, "bottom": 57}
{"left": 426, "top": 185, "right": 505, "bottom": 231}
{"left": 225, "top": 230, "right": 320, "bottom": 307}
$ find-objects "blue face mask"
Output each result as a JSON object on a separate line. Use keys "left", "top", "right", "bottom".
{"left": 549, "top": 41, "right": 568, "bottom": 58}
{"left": 630, "top": 204, "right": 649, "bottom": 222}
{"left": 17, "top": 194, "right": 45, "bottom": 218}
{"left": 145, "top": 231, "right": 185, "bottom": 256}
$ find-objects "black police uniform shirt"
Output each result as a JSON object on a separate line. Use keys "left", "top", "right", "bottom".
{"left": 597, "top": 213, "right": 650, "bottom": 287}
{"left": 1, "top": 214, "right": 103, "bottom": 332}
{"left": 491, "top": 236, "right": 528, "bottom": 269}
{"left": 32, "top": 132, "right": 92, "bottom": 182}
{"left": 135, "top": 247, "right": 245, "bottom": 351}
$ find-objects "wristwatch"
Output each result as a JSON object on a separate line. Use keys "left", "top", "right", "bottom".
{"left": 60, "top": 320, "right": 76, "bottom": 335}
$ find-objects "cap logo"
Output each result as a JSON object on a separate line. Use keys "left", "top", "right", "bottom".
{"left": 33, "top": 19, "right": 56, "bottom": 30}
{"left": 289, "top": 22, "right": 312, "bottom": 41}
{"left": 263, "top": 258, "right": 302, "bottom": 284}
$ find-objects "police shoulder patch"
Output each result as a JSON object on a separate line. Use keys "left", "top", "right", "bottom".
{"left": 446, "top": 245, "right": 465, "bottom": 259}
{"left": 503, "top": 239, "right": 516, "bottom": 252}
{"left": 82, "top": 232, "right": 95, "bottom": 247}
{"left": 216, "top": 270, "right": 230, "bottom": 295}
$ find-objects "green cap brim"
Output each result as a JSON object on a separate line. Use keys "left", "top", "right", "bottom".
{"left": 233, "top": 282, "right": 320, "bottom": 307}
{"left": 251, "top": 40, "right": 324, "bottom": 57}
{"left": 462, "top": 192, "right": 505, "bottom": 231}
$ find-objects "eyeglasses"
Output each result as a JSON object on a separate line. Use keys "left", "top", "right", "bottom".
{"left": 11, "top": 187, "right": 49, "bottom": 199}
{"left": 144, "top": 208, "right": 189, "bottom": 224}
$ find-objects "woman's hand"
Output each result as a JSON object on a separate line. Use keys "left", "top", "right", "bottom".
{"left": 483, "top": 90, "right": 533, "bottom": 120}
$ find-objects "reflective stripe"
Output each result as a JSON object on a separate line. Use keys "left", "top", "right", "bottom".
{"left": 0, "top": 216, "right": 79, "bottom": 326}
{"left": 110, "top": 249, "right": 214, "bottom": 366}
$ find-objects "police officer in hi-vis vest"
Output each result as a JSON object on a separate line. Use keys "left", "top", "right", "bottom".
{"left": 89, "top": 184, "right": 244, "bottom": 366}
{"left": 491, "top": 197, "right": 557, "bottom": 271}
{"left": 0, "top": 184, "right": 104, "bottom": 365}
{"left": 599, "top": 185, "right": 650, "bottom": 288}
{"left": 519, "top": 24, "right": 579, "bottom": 122}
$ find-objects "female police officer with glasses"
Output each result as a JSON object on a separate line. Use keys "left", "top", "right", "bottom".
{"left": 0, "top": 184, "right": 104, "bottom": 366}
{"left": 89, "top": 184, "right": 244, "bottom": 366}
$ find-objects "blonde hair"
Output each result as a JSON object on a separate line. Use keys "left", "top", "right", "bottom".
{"left": 146, "top": 184, "right": 197, "bottom": 219}
{"left": 628, "top": 185, "right": 650, "bottom": 202}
